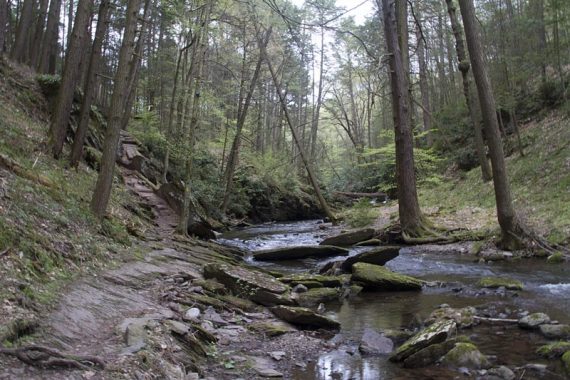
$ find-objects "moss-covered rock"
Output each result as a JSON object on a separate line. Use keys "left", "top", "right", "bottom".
{"left": 352, "top": 263, "right": 423, "bottom": 291}
{"left": 562, "top": 351, "right": 570, "bottom": 373}
{"left": 547, "top": 252, "right": 565, "bottom": 264}
{"left": 249, "top": 321, "right": 297, "bottom": 337}
{"left": 340, "top": 246, "right": 400, "bottom": 272}
{"left": 295, "top": 287, "right": 340, "bottom": 307}
{"left": 536, "top": 341, "right": 570, "bottom": 358}
{"left": 518, "top": 312, "right": 550, "bottom": 329}
{"left": 270, "top": 305, "right": 340, "bottom": 329}
{"left": 319, "top": 228, "right": 376, "bottom": 246}
{"left": 390, "top": 319, "right": 457, "bottom": 362}
{"left": 279, "top": 274, "right": 348, "bottom": 288}
{"left": 478, "top": 276, "right": 523, "bottom": 291}
{"left": 426, "top": 306, "right": 476, "bottom": 328}
{"left": 539, "top": 324, "right": 570, "bottom": 340}
{"left": 441, "top": 342, "right": 489, "bottom": 369}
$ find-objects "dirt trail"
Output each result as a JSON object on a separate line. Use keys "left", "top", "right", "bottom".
{"left": 0, "top": 149, "right": 215, "bottom": 379}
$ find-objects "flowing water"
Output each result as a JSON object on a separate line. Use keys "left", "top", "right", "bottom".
{"left": 219, "top": 220, "right": 570, "bottom": 380}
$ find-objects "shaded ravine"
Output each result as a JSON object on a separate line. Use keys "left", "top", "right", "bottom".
{"left": 219, "top": 220, "right": 570, "bottom": 380}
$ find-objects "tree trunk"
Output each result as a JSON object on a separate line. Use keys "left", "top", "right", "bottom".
{"left": 28, "top": 0, "right": 48, "bottom": 67}
{"left": 0, "top": 0, "right": 7, "bottom": 54}
{"left": 415, "top": 13, "right": 432, "bottom": 146}
{"left": 458, "top": 0, "right": 522, "bottom": 249}
{"left": 69, "top": 0, "right": 111, "bottom": 167}
{"left": 259, "top": 26, "right": 337, "bottom": 225}
{"left": 220, "top": 28, "right": 271, "bottom": 213}
{"left": 38, "top": 0, "right": 62, "bottom": 74}
{"left": 383, "top": 0, "right": 424, "bottom": 235}
{"left": 445, "top": 0, "right": 492, "bottom": 181}
{"left": 11, "top": 0, "right": 34, "bottom": 63}
{"left": 49, "top": 0, "right": 93, "bottom": 158}
{"left": 90, "top": 0, "right": 141, "bottom": 218}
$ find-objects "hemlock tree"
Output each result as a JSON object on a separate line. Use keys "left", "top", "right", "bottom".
{"left": 458, "top": 0, "right": 523, "bottom": 249}
{"left": 91, "top": 0, "right": 142, "bottom": 218}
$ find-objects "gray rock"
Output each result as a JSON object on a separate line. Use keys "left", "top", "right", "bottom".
{"left": 441, "top": 342, "right": 489, "bottom": 369}
{"left": 390, "top": 319, "right": 457, "bottom": 362}
{"left": 518, "top": 312, "right": 550, "bottom": 329}
{"left": 270, "top": 305, "right": 340, "bottom": 329}
{"left": 539, "top": 324, "right": 570, "bottom": 339}
{"left": 292, "top": 284, "right": 308, "bottom": 293}
{"left": 184, "top": 307, "right": 201, "bottom": 322}
{"left": 320, "top": 228, "right": 376, "bottom": 246}
{"left": 269, "top": 351, "right": 286, "bottom": 361}
{"left": 487, "top": 366, "right": 515, "bottom": 380}
{"left": 165, "top": 320, "right": 190, "bottom": 335}
{"left": 203, "top": 307, "right": 228, "bottom": 326}
{"left": 341, "top": 246, "right": 400, "bottom": 272}
{"left": 403, "top": 340, "right": 457, "bottom": 368}
{"left": 250, "top": 356, "right": 284, "bottom": 378}
{"left": 254, "top": 245, "right": 349, "bottom": 261}
{"left": 295, "top": 287, "right": 339, "bottom": 307}
{"left": 359, "top": 328, "right": 394, "bottom": 355}
{"left": 352, "top": 263, "right": 423, "bottom": 291}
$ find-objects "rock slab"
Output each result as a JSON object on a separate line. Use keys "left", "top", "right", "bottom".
{"left": 341, "top": 246, "right": 400, "bottom": 272}
{"left": 270, "top": 305, "right": 340, "bottom": 329}
{"left": 254, "top": 245, "right": 349, "bottom": 261}
{"left": 319, "top": 228, "right": 376, "bottom": 246}
{"left": 359, "top": 328, "right": 394, "bottom": 355}
{"left": 390, "top": 319, "right": 457, "bottom": 362}
{"left": 352, "top": 263, "right": 423, "bottom": 291}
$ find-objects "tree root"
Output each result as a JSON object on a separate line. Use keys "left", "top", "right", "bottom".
{"left": 507, "top": 221, "right": 570, "bottom": 257}
{"left": 0, "top": 345, "right": 105, "bottom": 370}
{"left": 380, "top": 219, "right": 489, "bottom": 245}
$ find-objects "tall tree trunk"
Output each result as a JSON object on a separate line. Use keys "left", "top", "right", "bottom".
{"left": 445, "top": 0, "right": 492, "bottom": 181}
{"left": 38, "top": 0, "right": 62, "bottom": 73}
{"left": 0, "top": 0, "right": 7, "bottom": 54}
{"left": 458, "top": 0, "right": 523, "bottom": 250}
{"left": 28, "top": 0, "right": 48, "bottom": 66}
{"left": 91, "top": 0, "right": 141, "bottom": 218}
{"left": 49, "top": 0, "right": 93, "bottom": 158}
{"left": 11, "top": 0, "right": 34, "bottom": 62}
{"left": 383, "top": 0, "right": 424, "bottom": 235}
{"left": 69, "top": 0, "right": 111, "bottom": 167}
{"left": 221, "top": 28, "right": 271, "bottom": 214}
{"left": 415, "top": 13, "right": 432, "bottom": 146}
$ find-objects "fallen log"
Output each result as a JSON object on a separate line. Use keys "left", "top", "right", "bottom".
{"left": 0, "top": 344, "right": 105, "bottom": 370}
{"left": 333, "top": 191, "right": 387, "bottom": 200}
{"left": 0, "top": 153, "right": 55, "bottom": 188}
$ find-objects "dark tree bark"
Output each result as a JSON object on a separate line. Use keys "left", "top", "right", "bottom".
{"left": 38, "top": 0, "right": 62, "bottom": 73}
{"left": 458, "top": 0, "right": 523, "bottom": 249}
{"left": 445, "top": 0, "right": 492, "bottom": 181}
{"left": 91, "top": 0, "right": 142, "bottom": 218}
{"left": 382, "top": 0, "right": 424, "bottom": 236}
{"left": 0, "top": 0, "right": 7, "bottom": 54}
{"left": 69, "top": 0, "right": 111, "bottom": 167}
{"left": 415, "top": 12, "right": 432, "bottom": 145}
{"left": 11, "top": 0, "right": 34, "bottom": 63}
{"left": 28, "top": 0, "right": 48, "bottom": 67}
{"left": 220, "top": 29, "right": 271, "bottom": 213}
{"left": 49, "top": 0, "right": 93, "bottom": 158}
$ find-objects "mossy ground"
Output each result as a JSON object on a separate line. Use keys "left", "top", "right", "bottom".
{"left": 0, "top": 59, "right": 148, "bottom": 339}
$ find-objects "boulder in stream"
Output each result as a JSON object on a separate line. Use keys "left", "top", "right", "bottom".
{"left": 536, "top": 341, "right": 570, "bottom": 358}
{"left": 279, "top": 274, "right": 348, "bottom": 288}
{"left": 319, "top": 228, "right": 376, "bottom": 247}
{"left": 518, "top": 312, "right": 551, "bottom": 329}
{"left": 270, "top": 305, "right": 340, "bottom": 329}
{"left": 359, "top": 328, "right": 394, "bottom": 355}
{"left": 539, "top": 324, "right": 570, "bottom": 339}
{"left": 390, "top": 319, "right": 457, "bottom": 362}
{"left": 253, "top": 245, "right": 349, "bottom": 261}
{"left": 478, "top": 277, "right": 523, "bottom": 291}
{"left": 402, "top": 339, "right": 458, "bottom": 368}
{"left": 441, "top": 342, "right": 489, "bottom": 369}
{"left": 426, "top": 305, "right": 477, "bottom": 328}
{"left": 294, "top": 287, "right": 340, "bottom": 307}
{"left": 340, "top": 246, "right": 400, "bottom": 272}
{"left": 203, "top": 263, "right": 293, "bottom": 306}
{"left": 351, "top": 263, "right": 423, "bottom": 291}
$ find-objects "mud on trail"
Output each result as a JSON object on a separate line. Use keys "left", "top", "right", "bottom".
{"left": 0, "top": 165, "right": 327, "bottom": 380}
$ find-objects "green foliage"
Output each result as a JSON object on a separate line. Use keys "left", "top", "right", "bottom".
{"left": 35, "top": 74, "right": 60, "bottom": 98}
{"left": 342, "top": 198, "right": 377, "bottom": 228}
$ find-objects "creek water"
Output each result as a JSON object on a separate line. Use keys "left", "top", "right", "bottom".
{"left": 219, "top": 220, "right": 570, "bottom": 380}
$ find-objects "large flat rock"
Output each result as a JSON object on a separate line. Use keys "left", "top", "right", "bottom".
{"left": 270, "top": 305, "right": 340, "bottom": 329}
{"left": 390, "top": 319, "right": 457, "bottom": 362}
{"left": 254, "top": 245, "right": 349, "bottom": 261}
{"left": 319, "top": 228, "right": 376, "bottom": 246}
{"left": 351, "top": 263, "right": 423, "bottom": 291}
{"left": 341, "top": 246, "right": 400, "bottom": 272}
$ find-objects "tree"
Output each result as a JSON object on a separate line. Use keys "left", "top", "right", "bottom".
{"left": 91, "top": 0, "right": 142, "bottom": 218}
{"left": 382, "top": 0, "right": 426, "bottom": 237}
{"left": 10, "top": 0, "right": 34, "bottom": 63}
{"left": 38, "top": 0, "right": 62, "bottom": 74}
{"left": 458, "top": 0, "right": 523, "bottom": 249}
{"left": 445, "top": 0, "right": 492, "bottom": 181}
{"left": 49, "top": 0, "right": 93, "bottom": 158}
{"left": 0, "top": 0, "right": 7, "bottom": 54}
{"left": 70, "top": 0, "right": 112, "bottom": 167}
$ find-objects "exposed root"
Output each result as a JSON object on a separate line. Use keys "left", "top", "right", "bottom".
{"left": 507, "top": 221, "right": 570, "bottom": 257}
{"left": 380, "top": 218, "right": 490, "bottom": 245}
{"left": 0, "top": 345, "right": 105, "bottom": 370}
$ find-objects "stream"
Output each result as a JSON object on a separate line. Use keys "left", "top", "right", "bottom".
{"left": 219, "top": 220, "right": 570, "bottom": 379}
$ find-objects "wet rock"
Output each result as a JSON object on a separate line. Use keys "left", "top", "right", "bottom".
{"left": 280, "top": 274, "right": 348, "bottom": 288}
{"left": 269, "top": 351, "right": 286, "bottom": 361}
{"left": 478, "top": 277, "right": 523, "bottom": 291}
{"left": 340, "top": 246, "right": 400, "bottom": 272}
{"left": 403, "top": 339, "right": 457, "bottom": 368}
{"left": 539, "top": 324, "right": 570, "bottom": 339}
{"left": 253, "top": 245, "right": 349, "bottom": 261}
{"left": 547, "top": 252, "right": 564, "bottom": 264}
{"left": 355, "top": 239, "right": 381, "bottom": 246}
{"left": 480, "top": 250, "right": 514, "bottom": 261}
{"left": 319, "top": 228, "right": 376, "bottom": 247}
{"left": 270, "top": 305, "right": 340, "bottom": 329}
{"left": 390, "top": 320, "right": 457, "bottom": 362}
{"left": 352, "top": 263, "right": 423, "bottom": 291}
{"left": 318, "top": 260, "right": 343, "bottom": 276}
{"left": 249, "top": 321, "right": 297, "bottom": 337}
{"left": 441, "top": 342, "right": 489, "bottom": 369}
{"left": 203, "top": 263, "right": 293, "bottom": 306}
{"left": 518, "top": 312, "right": 550, "bottom": 329}
{"left": 359, "top": 328, "right": 394, "bottom": 355}
{"left": 536, "top": 341, "right": 570, "bottom": 358}
{"left": 184, "top": 307, "right": 201, "bottom": 322}
{"left": 486, "top": 366, "right": 515, "bottom": 380}
{"left": 295, "top": 287, "right": 340, "bottom": 307}
{"left": 427, "top": 306, "right": 476, "bottom": 328}
{"left": 562, "top": 351, "right": 570, "bottom": 372}
{"left": 250, "top": 356, "right": 284, "bottom": 378}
